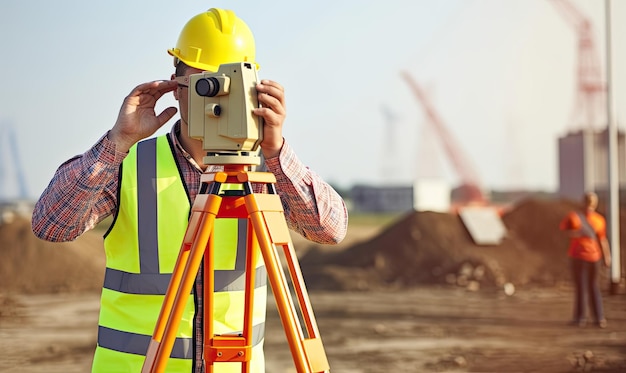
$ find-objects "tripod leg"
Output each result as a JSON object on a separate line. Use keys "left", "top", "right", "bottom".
{"left": 245, "top": 193, "right": 330, "bottom": 373}
{"left": 204, "top": 218, "right": 259, "bottom": 373}
{"left": 142, "top": 194, "right": 222, "bottom": 373}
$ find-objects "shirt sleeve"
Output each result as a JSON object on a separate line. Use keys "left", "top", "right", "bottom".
{"left": 264, "top": 141, "right": 348, "bottom": 245}
{"left": 592, "top": 213, "right": 607, "bottom": 239}
{"left": 31, "top": 132, "right": 127, "bottom": 242}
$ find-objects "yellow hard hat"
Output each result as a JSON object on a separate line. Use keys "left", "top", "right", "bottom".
{"left": 168, "top": 8, "right": 257, "bottom": 72}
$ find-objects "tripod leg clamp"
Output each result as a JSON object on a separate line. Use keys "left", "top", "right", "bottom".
{"left": 208, "top": 335, "right": 252, "bottom": 362}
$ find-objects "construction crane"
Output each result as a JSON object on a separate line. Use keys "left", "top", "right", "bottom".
{"left": 400, "top": 71, "right": 486, "bottom": 204}
{"left": 548, "top": 0, "right": 605, "bottom": 130}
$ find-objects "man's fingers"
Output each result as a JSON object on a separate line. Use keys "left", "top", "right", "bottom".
{"left": 258, "top": 93, "right": 282, "bottom": 113}
{"left": 257, "top": 90, "right": 285, "bottom": 117}
{"left": 130, "top": 80, "right": 178, "bottom": 101}
{"left": 157, "top": 106, "right": 178, "bottom": 127}
{"left": 154, "top": 80, "right": 179, "bottom": 94}
{"left": 260, "top": 79, "right": 284, "bottom": 93}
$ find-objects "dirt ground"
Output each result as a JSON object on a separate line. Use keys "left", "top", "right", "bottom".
{"left": 2, "top": 197, "right": 626, "bottom": 372}
{"left": 2, "top": 284, "right": 626, "bottom": 373}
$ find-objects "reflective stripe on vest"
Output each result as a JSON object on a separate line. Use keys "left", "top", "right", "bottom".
{"left": 94, "top": 135, "right": 267, "bottom": 372}
{"left": 97, "top": 322, "right": 266, "bottom": 359}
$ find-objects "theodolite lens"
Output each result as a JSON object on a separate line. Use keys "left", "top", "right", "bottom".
{"left": 195, "top": 77, "right": 220, "bottom": 97}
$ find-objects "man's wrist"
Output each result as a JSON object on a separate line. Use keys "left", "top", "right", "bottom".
{"left": 107, "top": 128, "right": 134, "bottom": 154}
{"left": 104, "top": 131, "right": 131, "bottom": 163}
{"left": 261, "top": 137, "right": 284, "bottom": 159}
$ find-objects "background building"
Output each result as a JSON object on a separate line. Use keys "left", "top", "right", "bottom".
{"left": 558, "top": 129, "right": 626, "bottom": 200}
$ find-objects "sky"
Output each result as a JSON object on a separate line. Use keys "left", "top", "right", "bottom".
{"left": 1, "top": 0, "right": 625, "bottom": 200}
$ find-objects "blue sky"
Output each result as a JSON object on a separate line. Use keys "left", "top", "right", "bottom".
{"left": 1, "top": 0, "right": 624, "bottom": 200}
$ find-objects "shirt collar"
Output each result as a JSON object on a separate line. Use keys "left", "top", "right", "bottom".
{"left": 170, "top": 120, "right": 187, "bottom": 154}
{"left": 170, "top": 120, "right": 204, "bottom": 172}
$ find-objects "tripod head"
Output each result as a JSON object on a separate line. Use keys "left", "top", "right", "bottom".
{"left": 186, "top": 62, "right": 263, "bottom": 166}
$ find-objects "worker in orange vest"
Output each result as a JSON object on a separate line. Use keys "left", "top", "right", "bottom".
{"left": 559, "top": 192, "right": 611, "bottom": 328}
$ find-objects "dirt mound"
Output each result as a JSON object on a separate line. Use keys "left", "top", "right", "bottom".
{"left": 300, "top": 198, "right": 609, "bottom": 291}
{"left": 0, "top": 216, "right": 105, "bottom": 294}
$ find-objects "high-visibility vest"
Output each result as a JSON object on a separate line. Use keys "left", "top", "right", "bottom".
{"left": 93, "top": 134, "right": 267, "bottom": 373}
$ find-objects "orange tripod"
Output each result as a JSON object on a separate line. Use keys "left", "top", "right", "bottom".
{"left": 141, "top": 163, "right": 330, "bottom": 373}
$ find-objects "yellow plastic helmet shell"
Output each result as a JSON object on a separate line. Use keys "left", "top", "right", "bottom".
{"left": 168, "top": 8, "right": 257, "bottom": 72}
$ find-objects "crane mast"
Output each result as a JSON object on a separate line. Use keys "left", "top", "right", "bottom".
{"left": 401, "top": 71, "right": 486, "bottom": 204}
{"left": 549, "top": 0, "right": 605, "bottom": 130}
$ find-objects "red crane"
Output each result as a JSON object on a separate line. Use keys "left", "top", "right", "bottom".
{"left": 549, "top": 0, "right": 605, "bottom": 129}
{"left": 401, "top": 71, "right": 487, "bottom": 204}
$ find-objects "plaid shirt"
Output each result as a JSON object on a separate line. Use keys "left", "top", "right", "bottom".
{"left": 32, "top": 121, "right": 347, "bottom": 372}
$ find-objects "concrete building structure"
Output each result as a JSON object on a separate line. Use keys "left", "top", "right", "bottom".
{"left": 350, "top": 185, "right": 414, "bottom": 213}
{"left": 558, "top": 129, "right": 626, "bottom": 201}
{"left": 350, "top": 179, "right": 452, "bottom": 213}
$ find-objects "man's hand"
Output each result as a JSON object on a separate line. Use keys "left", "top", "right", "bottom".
{"left": 254, "top": 80, "right": 286, "bottom": 158}
{"left": 108, "top": 80, "right": 179, "bottom": 153}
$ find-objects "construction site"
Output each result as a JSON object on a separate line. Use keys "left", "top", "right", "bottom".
{"left": 2, "top": 0, "right": 626, "bottom": 372}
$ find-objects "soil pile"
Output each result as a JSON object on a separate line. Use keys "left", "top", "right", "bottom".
{"left": 300, "top": 197, "right": 616, "bottom": 291}
{"left": 0, "top": 216, "right": 105, "bottom": 294}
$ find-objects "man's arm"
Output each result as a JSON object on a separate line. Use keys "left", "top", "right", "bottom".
{"left": 33, "top": 80, "right": 179, "bottom": 242}
{"left": 599, "top": 237, "right": 612, "bottom": 267}
{"left": 31, "top": 134, "right": 124, "bottom": 242}
{"left": 252, "top": 79, "right": 348, "bottom": 244}
{"left": 265, "top": 141, "right": 348, "bottom": 245}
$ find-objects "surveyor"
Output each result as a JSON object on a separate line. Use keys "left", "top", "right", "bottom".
{"left": 31, "top": 8, "right": 348, "bottom": 373}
